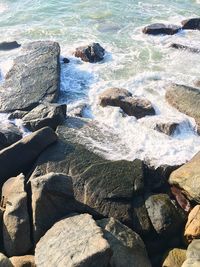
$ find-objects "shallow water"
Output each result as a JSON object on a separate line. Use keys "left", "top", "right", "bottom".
{"left": 0, "top": 0, "right": 200, "bottom": 166}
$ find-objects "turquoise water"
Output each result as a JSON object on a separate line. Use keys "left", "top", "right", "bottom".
{"left": 1, "top": 0, "right": 200, "bottom": 166}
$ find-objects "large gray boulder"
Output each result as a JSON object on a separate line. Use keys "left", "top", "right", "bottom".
{"left": 3, "top": 174, "right": 32, "bottom": 256}
{"left": 165, "top": 84, "right": 200, "bottom": 133}
{"left": 0, "top": 126, "right": 57, "bottom": 188}
{"left": 97, "top": 217, "right": 151, "bottom": 267}
{"left": 30, "top": 172, "right": 85, "bottom": 243}
{"left": 0, "top": 41, "right": 60, "bottom": 112}
{"left": 99, "top": 88, "right": 155, "bottom": 118}
{"left": 0, "top": 122, "right": 22, "bottom": 150}
{"left": 22, "top": 103, "right": 66, "bottom": 131}
{"left": 35, "top": 214, "right": 112, "bottom": 267}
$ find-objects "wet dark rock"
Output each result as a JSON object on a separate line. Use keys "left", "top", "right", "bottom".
{"left": 63, "top": 58, "right": 70, "bottom": 64}
{"left": 0, "top": 41, "right": 21, "bottom": 51}
{"left": 22, "top": 103, "right": 66, "bottom": 131}
{"left": 181, "top": 18, "right": 200, "bottom": 30}
{"left": 154, "top": 122, "right": 178, "bottom": 136}
{"left": 74, "top": 43, "right": 105, "bottom": 63}
{"left": 0, "top": 41, "right": 60, "bottom": 112}
{"left": 0, "top": 123, "right": 22, "bottom": 150}
{"left": 171, "top": 186, "right": 191, "bottom": 212}
{"left": 8, "top": 110, "right": 28, "bottom": 120}
{"left": 142, "top": 23, "right": 181, "bottom": 35}
{"left": 99, "top": 88, "right": 155, "bottom": 118}
{"left": 170, "top": 43, "right": 200, "bottom": 54}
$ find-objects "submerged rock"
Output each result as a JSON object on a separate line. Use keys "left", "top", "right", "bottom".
{"left": 99, "top": 87, "right": 155, "bottom": 118}
{"left": 142, "top": 23, "right": 181, "bottom": 35}
{"left": 184, "top": 205, "right": 200, "bottom": 243}
{"left": 35, "top": 214, "right": 112, "bottom": 267}
{"left": 63, "top": 57, "right": 70, "bottom": 64}
{"left": 162, "top": 248, "right": 186, "bottom": 267}
{"left": 181, "top": 18, "right": 200, "bottom": 30}
{"left": 154, "top": 122, "right": 178, "bottom": 136}
{"left": 0, "top": 122, "right": 22, "bottom": 150}
{"left": 0, "top": 41, "right": 60, "bottom": 112}
{"left": 74, "top": 43, "right": 105, "bottom": 63}
{"left": 182, "top": 239, "right": 200, "bottom": 267}
{"left": 0, "top": 41, "right": 21, "bottom": 51}
{"left": 170, "top": 43, "right": 200, "bottom": 54}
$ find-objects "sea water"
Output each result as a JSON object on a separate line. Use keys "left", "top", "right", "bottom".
{"left": 0, "top": 0, "right": 200, "bottom": 166}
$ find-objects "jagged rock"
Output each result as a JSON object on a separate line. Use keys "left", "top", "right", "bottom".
{"left": 165, "top": 84, "right": 200, "bottom": 133}
{"left": 0, "top": 126, "right": 57, "bottom": 188}
{"left": 0, "top": 253, "right": 13, "bottom": 266}
{"left": 182, "top": 239, "right": 200, "bottom": 267}
{"left": 30, "top": 172, "right": 85, "bottom": 244}
{"left": 97, "top": 217, "right": 151, "bottom": 267}
{"left": 22, "top": 103, "right": 66, "bottom": 131}
{"left": 99, "top": 88, "right": 155, "bottom": 118}
{"left": 170, "top": 43, "right": 200, "bottom": 54}
{"left": 162, "top": 248, "right": 186, "bottom": 267}
{"left": 0, "top": 41, "right": 21, "bottom": 51}
{"left": 184, "top": 205, "right": 200, "bottom": 243}
{"left": 154, "top": 122, "right": 178, "bottom": 135}
{"left": 10, "top": 255, "right": 35, "bottom": 267}
{"left": 142, "top": 23, "right": 181, "bottom": 35}
{"left": 63, "top": 58, "right": 70, "bottom": 64}
{"left": 0, "top": 123, "right": 22, "bottom": 150}
{"left": 169, "top": 151, "right": 200, "bottom": 203}
{"left": 74, "top": 43, "right": 105, "bottom": 63}
{"left": 3, "top": 174, "right": 32, "bottom": 256}
{"left": 35, "top": 214, "right": 112, "bottom": 267}
{"left": 145, "top": 193, "right": 186, "bottom": 236}
{"left": 181, "top": 18, "right": 200, "bottom": 30}
{"left": 0, "top": 41, "right": 60, "bottom": 112}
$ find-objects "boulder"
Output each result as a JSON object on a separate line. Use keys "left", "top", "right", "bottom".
{"left": 0, "top": 41, "right": 21, "bottom": 51}
{"left": 3, "top": 174, "right": 32, "bottom": 256}
{"left": 0, "top": 123, "right": 22, "bottom": 150}
{"left": 0, "top": 126, "right": 57, "bottom": 188}
{"left": 162, "top": 248, "right": 186, "bottom": 267}
{"left": 22, "top": 103, "right": 66, "bottom": 131}
{"left": 181, "top": 18, "right": 200, "bottom": 30}
{"left": 170, "top": 43, "right": 200, "bottom": 54}
{"left": 0, "top": 41, "right": 60, "bottom": 112}
{"left": 182, "top": 239, "right": 200, "bottom": 267}
{"left": 74, "top": 43, "right": 105, "bottom": 63}
{"left": 97, "top": 217, "right": 151, "bottom": 267}
{"left": 142, "top": 23, "right": 181, "bottom": 35}
{"left": 169, "top": 151, "right": 200, "bottom": 203}
{"left": 184, "top": 205, "right": 200, "bottom": 243}
{"left": 10, "top": 255, "right": 35, "bottom": 267}
{"left": 0, "top": 253, "right": 13, "bottom": 267}
{"left": 99, "top": 88, "right": 155, "bottom": 118}
{"left": 35, "top": 214, "right": 112, "bottom": 267}
{"left": 165, "top": 84, "right": 200, "bottom": 133}
{"left": 145, "top": 193, "right": 186, "bottom": 236}
{"left": 30, "top": 172, "right": 85, "bottom": 243}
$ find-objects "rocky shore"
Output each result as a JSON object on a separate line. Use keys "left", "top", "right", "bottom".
{"left": 0, "top": 18, "right": 200, "bottom": 266}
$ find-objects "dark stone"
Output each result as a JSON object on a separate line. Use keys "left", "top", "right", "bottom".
{"left": 171, "top": 186, "right": 192, "bottom": 212}
{"left": 8, "top": 110, "right": 28, "bottom": 120}
{"left": 22, "top": 103, "right": 66, "bottom": 131}
{"left": 170, "top": 43, "right": 200, "bottom": 54}
{"left": 0, "top": 123, "right": 22, "bottom": 150}
{"left": 74, "top": 43, "right": 105, "bottom": 63}
{"left": 63, "top": 58, "right": 70, "bottom": 64}
{"left": 154, "top": 122, "right": 178, "bottom": 136}
{"left": 0, "top": 41, "right": 60, "bottom": 112}
{"left": 0, "top": 41, "right": 21, "bottom": 51}
{"left": 142, "top": 23, "right": 181, "bottom": 35}
{"left": 181, "top": 18, "right": 200, "bottom": 30}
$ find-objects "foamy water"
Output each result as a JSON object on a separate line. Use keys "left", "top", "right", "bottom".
{"left": 0, "top": 0, "right": 200, "bottom": 166}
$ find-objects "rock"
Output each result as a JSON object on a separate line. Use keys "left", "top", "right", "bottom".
{"left": 170, "top": 43, "right": 200, "bottom": 54}
{"left": 99, "top": 88, "right": 155, "bottom": 118}
{"left": 74, "top": 43, "right": 105, "bottom": 63}
{"left": 8, "top": 111, "right": 29, "bottom": 120}
{"left": 0, "top": 253, "right": 13, "bottom": 267}
{"left": 154, "top": 122, "right": 178, "bottom": 135}
{"left": 97, "top": 217, "right": 151, "bottom": 267}
{"left": 0, "top": 123, "right": 22, "bottom": 150}
{"left": 165, "top": 84, "right": 200, "bottom": 133}
{"left": 145, "top": 193, "right": 186, "bottom": 236}
{"left": 0, "top": 126, "right": 57, "bottom": 188}
{"left": 35, "top": 214, "right": 112, "bottom": 267}
{"left": 182, "top": 239, "right": 200, "bottom": 267}
{"left": 184, "top": 205, "right": 200, "bottom": 243}
{"left": 30, "top": 172, "right": 85, "bottom": 244}
{"left": 142, "top": 23, "right": 181, "bottom": 35}
{"left": 194, "top": 80, "right": 200, "bottom": 88}
{"left": 181, "top": 18, "right": 200, "bottom": 30}
{"left": 10, "top": 255, "right": 35, "bottom": 267}
{"left": 0, "top": 41, "right": 21, "bottom": 51}
{"left": 3, "top": 174, "right": 32, "bottom": 256}
{"left": 0, "top": 41, "right": 60, "bottom": 112}
{"left": 169, "top": 151, "right": 200, "bottom": 203}
{"left": 63, "top": 58, "right": 70, "bottom": 64}
{"left": 162, "top": 248, "right": 186, "bottom": 267}
{"left": 69, "top": 104, "right": 88, "bottom": 117}
{"left": 22, "top": 103, "right": 66, "bottom": 131}
{"left": 171, "top": 186, "right": 191, "bottom": 212}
